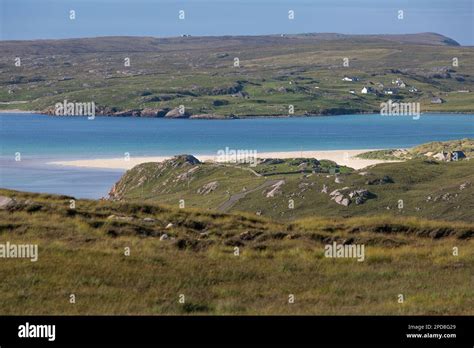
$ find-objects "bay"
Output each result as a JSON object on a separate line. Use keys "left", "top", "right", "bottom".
{"left": 1, "top": 113, "right": 473, "bottom": 198}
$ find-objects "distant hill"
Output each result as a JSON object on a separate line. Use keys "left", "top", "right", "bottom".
{"left": 0, "top": 33, "right": 460, "bottom": 55}
{"left": 0, "top": 33, "right": 472, "bottom": 116}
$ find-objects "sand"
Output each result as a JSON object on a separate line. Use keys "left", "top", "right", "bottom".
{"left": 0, "top": 109, "right": 37, "bottom": 114}
{"left": 48, "top": 149, "right": 400, "bottom": 170}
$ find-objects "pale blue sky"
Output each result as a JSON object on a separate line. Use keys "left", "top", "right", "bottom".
{"left": 1, "top": 0, "right": 473, "bottom": 45}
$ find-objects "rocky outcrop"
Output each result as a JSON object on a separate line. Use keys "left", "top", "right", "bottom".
{"left": 266, "top": 180, "right": 285, "bottom": 198}
{"left": 140, "top": 108, "right": 170, "bottom": 117}
{"left": 175, "top": 166, "right": 200, "bottom": 182}
{"left": 43, "top": 106, "right": 172, "bottom": 117}
{"left": 168, "top": 155, "right": 201, "bottom": 167}
{"left": 349, "top": 189, "right": 373, "bottom": 205}
{"left": 329, "top": 188, "right": 375, "bottom": 206}
{"left": 197, "top": 181, "right": 219, "bottom": 195}
{"left": 0, "top": 196, "right": 16, "bottom": 209}
{"left": 164, "top": 107, "right": 191, "bottom": 118}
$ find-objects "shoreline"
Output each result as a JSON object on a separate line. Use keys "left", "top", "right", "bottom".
{"left": 1, "top": 110, "right": 474, "bottom": 117}
{"left": 48, "top": 149, "right": 401, "bottom": 171}
{"left": 0, "top": 109, "right": 39, "bottom": 114}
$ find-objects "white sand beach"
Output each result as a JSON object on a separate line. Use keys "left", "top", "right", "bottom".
{"left": 48, "top": 149, "right": 400, "bottom": 170}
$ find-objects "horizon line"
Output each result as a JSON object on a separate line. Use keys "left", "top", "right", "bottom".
{"left": 0, "top": 31, "right": 466, "bottom": 46}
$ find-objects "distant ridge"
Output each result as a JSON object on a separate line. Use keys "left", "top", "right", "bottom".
{"left": 0, "top": 32, "right": 460, "bottom": 55}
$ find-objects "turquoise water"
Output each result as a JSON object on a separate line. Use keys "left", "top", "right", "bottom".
{"left": 1, "top": 113, "right": 473, "bottom": 198}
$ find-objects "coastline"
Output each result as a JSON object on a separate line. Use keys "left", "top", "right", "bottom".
{"left": 48, "top": 149, "right": 401, "bottom": 171}
{"left": 0, "top": 109, "right": 39, "bottom": 114}
{"left": 1, "top": 110, "right": 473, "bottom": 118}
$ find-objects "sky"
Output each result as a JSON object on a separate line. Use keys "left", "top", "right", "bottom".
{"left": 1, "top": 0, "right": 473, "bottom": 45}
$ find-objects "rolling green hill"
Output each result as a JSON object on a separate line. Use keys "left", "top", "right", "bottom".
{"left": 110, "top": 149, "right": 474, "bottom": 223}
{"left": 1, "top": 33, "right": 473, "bottom": 116}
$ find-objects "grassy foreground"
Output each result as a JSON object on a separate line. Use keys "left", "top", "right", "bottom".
{"left": 0, "top": 189, "right": 473, "bottom": 315}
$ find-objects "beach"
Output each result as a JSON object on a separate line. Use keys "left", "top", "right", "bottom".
{"left": 48, "top": 149, "right": 399, "bottom": 170}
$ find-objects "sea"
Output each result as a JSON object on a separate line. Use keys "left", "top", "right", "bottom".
{"left": 1, "top": 113, "right": 473, "bottom": 198}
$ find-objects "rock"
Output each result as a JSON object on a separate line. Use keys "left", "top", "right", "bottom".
{"left": 166, "top": 155, "right": 201, "bottom": 168}
{"left": 143, "top": 217, "right": 155, "bottom": 223}
{"left": 332, "top": 194, "right": 350, "bottom": 206}
{"left": 335, "top": 176, "right": 343, "bottom": 184}
{"left": 321, "top": 184, "right": 328, "bottom": 194}
{"left": 329, "top": 187, "right": 373, "bottom": 206}
{"left": 334, "top": 194, "right": 345, "bottom": 205}
{"left": 197, "top": 181, "right": 219, "bottom": 195}
{"left": 113, "top": 109, "right": 142, "bottom": 117}
{"left": 0, "top": 196, "right": 15, "bottom": 209}
{"left": 349, "top": 189, "right": 373, "bottom": 205}
{"left": 175, "top": 166, "right": 199, "bottom": 181}
{"left": 459, "top": 181, "right": 470, "bottom": 190}
{"left": 164, "top": 107, "right": 191, "bottom": 118}
{"left": 159, "top": 234, "right": 169, "bottom": 241}
{"left": 266, "top": 180, "right": 285, "bottom": 198}
{"left": 166, "top": 223, "right": 174, "bottom": 229}
{"left": 140, "top": 108, "right": 169, "bottom": 117}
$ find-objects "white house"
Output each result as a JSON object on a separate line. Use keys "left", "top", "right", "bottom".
{"left": 361, "top": 87, "right": 375, "bottom": 94}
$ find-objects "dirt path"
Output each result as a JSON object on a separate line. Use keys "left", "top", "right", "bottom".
{"left": 217, "top": 179, "right": 281, "bottom": 212}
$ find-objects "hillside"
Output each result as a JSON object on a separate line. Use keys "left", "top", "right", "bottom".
{"left": 357, "top": 138, "right": 474, "bottom": 160}
{"left": 1, "top": 33, "right": 473, "bottom": 116}
{"left": 0, "top": 187, "right": 473, "bottom": 314}
{"left": 109, "top": 151, "right": 474, "bottom": 223}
